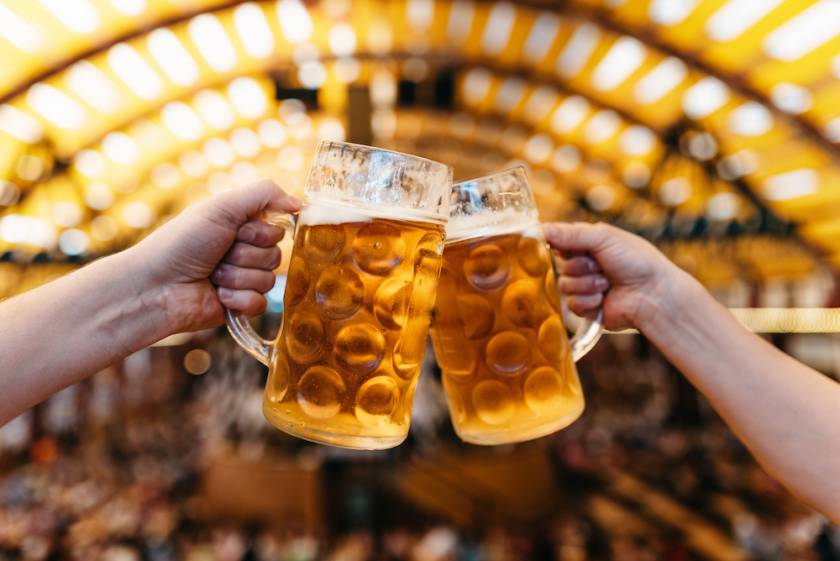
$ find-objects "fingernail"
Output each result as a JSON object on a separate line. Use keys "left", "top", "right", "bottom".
{"left": 595, "top": 277, "right": 609, "bottom": 289}
{"left": 588, "top": 260, "right": 598, "bottom": 273}
{"left": 218, "top": 287, "right": 234, "bottom": 302}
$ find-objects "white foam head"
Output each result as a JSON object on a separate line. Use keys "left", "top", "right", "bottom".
{"left": 299, "top": 194, "right": 446, "bottom": 226}
{"left": 445, "top": 207, "right": 542, "bottom": 242}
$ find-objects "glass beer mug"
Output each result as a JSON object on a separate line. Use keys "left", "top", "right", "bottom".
{"left": 430, "top": 167, "right": 603, "bottom": 445}
{"left": 226, "top": 141, "right": 452, "bottom": 449}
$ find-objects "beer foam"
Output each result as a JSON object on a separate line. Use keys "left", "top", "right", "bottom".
{"left": 298, "top": 194, "right": 446, "bottom": 226}
{"left": 445, "top": 208, "right": 542, "bottom": 242}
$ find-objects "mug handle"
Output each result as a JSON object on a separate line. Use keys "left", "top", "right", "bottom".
{"left": 569, "top": 308, "right": 604, "bottom": 362}
{"left": 548, "top": 246, "right": 605, "bottom": 362}
{"left": 224, "top": 211, "right": 298, "bottom": 366}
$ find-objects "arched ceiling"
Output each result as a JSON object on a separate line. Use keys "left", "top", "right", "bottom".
{"left": 0, "top": 0, "right": 838, "bottom": 283}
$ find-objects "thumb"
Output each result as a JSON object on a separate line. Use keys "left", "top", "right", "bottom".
{"left": 209, "top": 180, "right": 301, "bottom": 226}
{"left": 543, "top": 222, "right": 611, "bottom": 255}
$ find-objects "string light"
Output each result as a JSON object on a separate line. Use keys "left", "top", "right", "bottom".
{"left": 258, "top": 119, "right": 288, "bottom": 148}
{"left": 277, "top": 0, "right": 313, "bottom": 44}
{"left": 228, "top": 78, "right": 267, "bottom": 118}
{"left": 0, "top": 4, "right": 43, "bottom": 53}
{"left": 189, "top": 14, "right": 237, "bottom": 73}
{"left": 108, "top": 43, "right": 163, "bottom": 100}
{"left": 162, "top": 102, "right": 205, "bottom": 141}
{"left": 27, "top": 84, "right": 86, "bottom": 130}
{"left": 110, "top": 0, "right": 147, "bottom": 16}
{"left": 39, "top": 0, "right": 100, "bottom": 34}
{"left": 147, "top": 29, "right": 200, "bottom": 87}
{"left": 523, "top": 12, "right": 561, "bottom": 62}
{"left": 0, "top": 105, "right": 43, "bottom": 143}
{"left": 234, "top": 3, "right": 275, "bottom": 59}
{"left": 66, "top": 62, "right": 120, "bottom": 114}
{"left": 194, "top": 90, "right": 235, "bottom": 130}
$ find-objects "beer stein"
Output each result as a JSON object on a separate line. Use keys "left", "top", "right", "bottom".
{"left": 226, "top": 141, "right": 451, "bottom": 449}
{"left": 430, "top": 167, "right": 603, "bottom": 445}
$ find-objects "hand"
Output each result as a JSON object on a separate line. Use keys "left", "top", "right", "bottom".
{"left": 130, "top": 180, "right": 300, "bottom": 333}
{"left": 544, "top": 222, "right": 691, "bottom": 332}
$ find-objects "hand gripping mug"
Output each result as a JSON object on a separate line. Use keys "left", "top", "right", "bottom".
{"left": 430, "top": 167, "right": 603, "bottom": 445}
{"left": 226, "top": 141, "right": 452, "bottom": 449}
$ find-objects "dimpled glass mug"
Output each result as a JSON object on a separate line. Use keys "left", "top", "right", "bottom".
{"left": 226, "top": 141, "right": 452, "bottom": 449}
{"left": 429, "top": 167, "right": 603, "bottom": 445}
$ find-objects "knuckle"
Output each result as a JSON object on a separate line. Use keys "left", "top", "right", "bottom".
{"left": 212, "top": 266, "right": 229, "bottom": 283}
{"left": 250, "top": 228, "right": 268, "bottom": 246}
{"left": 229, "top": 244, "right": 248, "bottom": 262}
{"left": 238, "top": 224, "right": 257, "bottom": 243}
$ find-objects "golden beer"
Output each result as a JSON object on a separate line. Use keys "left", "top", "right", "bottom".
{"left": 225, "top": 141, "right": 452, "bottom": 449}
{"left": 264, "top": 203, "right": 444, "bottom": 448}
{"left": 430, "top": 167, "right": 600, "bottom": 445}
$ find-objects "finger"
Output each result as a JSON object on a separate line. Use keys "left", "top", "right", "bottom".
{"left": 544, "top": 222, "right": 614, "bottom": 254}
{"left": 217, "top": 288, "right": 267, "bottom": 316}
{"left": 236, "top": 221, "right": 285, "bottom": 247}
{"left": 211, "top": 265, "right": 277, "bottom": 293}
{"left": 566, "top": 293, "right": 604, "bottom": 316}
{"left": 224, "top": 243, "right": 282, "bottom": 269}
{"left": 562, "top": 256, "right": 601, "bottom": 276}
{"left": 559, "top": 274, "right": 609, "bottom": 295}
{"left": 211, "top": 180, "right": 301, "bottom": 225}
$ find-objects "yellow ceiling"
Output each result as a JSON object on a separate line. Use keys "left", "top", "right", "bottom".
{"left": 0, "top": 0, "right": 838, "bottom": 283}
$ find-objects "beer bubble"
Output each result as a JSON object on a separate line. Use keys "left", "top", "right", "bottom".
{"left": 485, "top": 331, "right": 531, "bottom": 376}
{"left": 456, "top": 294, "right": 495, "bottom": 339}
{"left": 501, "top": 279, "right": 546, "bottom": 328}
{"left": 315, "top": 265, "right": 364, "bottom": 319}
{"left": 297, "top": 365, "right": 345, "bottom": 419}
{"left": 472, "top": 380, "right": 515, "bottom": 425}
{"left": 355, "top": 376, "right": 400, "bottom": 427}
{"left": 352, "top": 222, "right": 405, "bottom": 275}
{"left": 285, "top": 257, "right": 310, "bottom": 305}
{"left": 373, "top": 278, "right": 411, "bottom": 329}
{"left": 303, "top": 224, "right": 346, "bottom": 263}
{"left": 463, "top": 243, "right": 510, "bottom": 291}
{"left": 517, "top": 236, "right": 550, "bottom": 276}
{"left": 538, "top": 314, "right": 565, "bottom": 364}
{"left": 523, "top": 366, "right": 565, "bottom": 413}
{"left": 334, "top": 323, "right": 386, "bottom": 374}
{"left": 285, "top": 311, "right": 325, "bottom": 364}
{"left": 430, "top": 330, "right": 476, "bottom": 377}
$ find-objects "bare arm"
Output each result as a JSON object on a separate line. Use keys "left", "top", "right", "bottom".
{"left": 0, "top": 181, "right": 299, "bottom": 426}
{"left": 0, "top": 251, "right": 172, "bottom": 423}
{"left": 546, "top": 222, "right": 840, "bottom": 522}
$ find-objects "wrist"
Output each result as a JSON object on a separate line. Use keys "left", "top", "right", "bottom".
{"left": 109, "top": 248, "right": 179, "bottom": 340}
{"left": 633, "top": 267, "right": 705, "bottom": 340}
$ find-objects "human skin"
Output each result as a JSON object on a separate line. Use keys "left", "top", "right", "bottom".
{"left": 546, "top": 221, "right": 840, "bottom": 524}
{"left": 0, "top": 180, "right": 300, "bottom": 426}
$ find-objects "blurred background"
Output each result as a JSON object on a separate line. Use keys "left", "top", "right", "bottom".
{"left": 2, "top": 0, "right": 840, "bottom": 559}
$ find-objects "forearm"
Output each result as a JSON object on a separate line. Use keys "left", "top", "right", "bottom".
{"left": 640, "top": 272, "right": 840, "bottom": 520}
{"left": 0, "top": 249, "right": 173, "bottom": 425}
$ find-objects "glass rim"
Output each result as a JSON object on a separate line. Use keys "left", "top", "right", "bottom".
{"left": 300, "top": 193, "right": 450, "bottom": 225}
{"left": 452, "top": 165, "right": 528, "bottom": 189}
{"left": 316, "top": 140, "right": 452, "bottom": 174}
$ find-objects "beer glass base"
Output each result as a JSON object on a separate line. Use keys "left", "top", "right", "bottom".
{"left": 263, "top": 406, "right": 408, "bottom": 450}
{"left": 453, "top": 403, "right": 584, "bottom": 446}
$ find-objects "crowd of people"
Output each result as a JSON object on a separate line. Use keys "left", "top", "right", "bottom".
{"left": 2, "top": 331, "right": 839, "bottom": 561}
